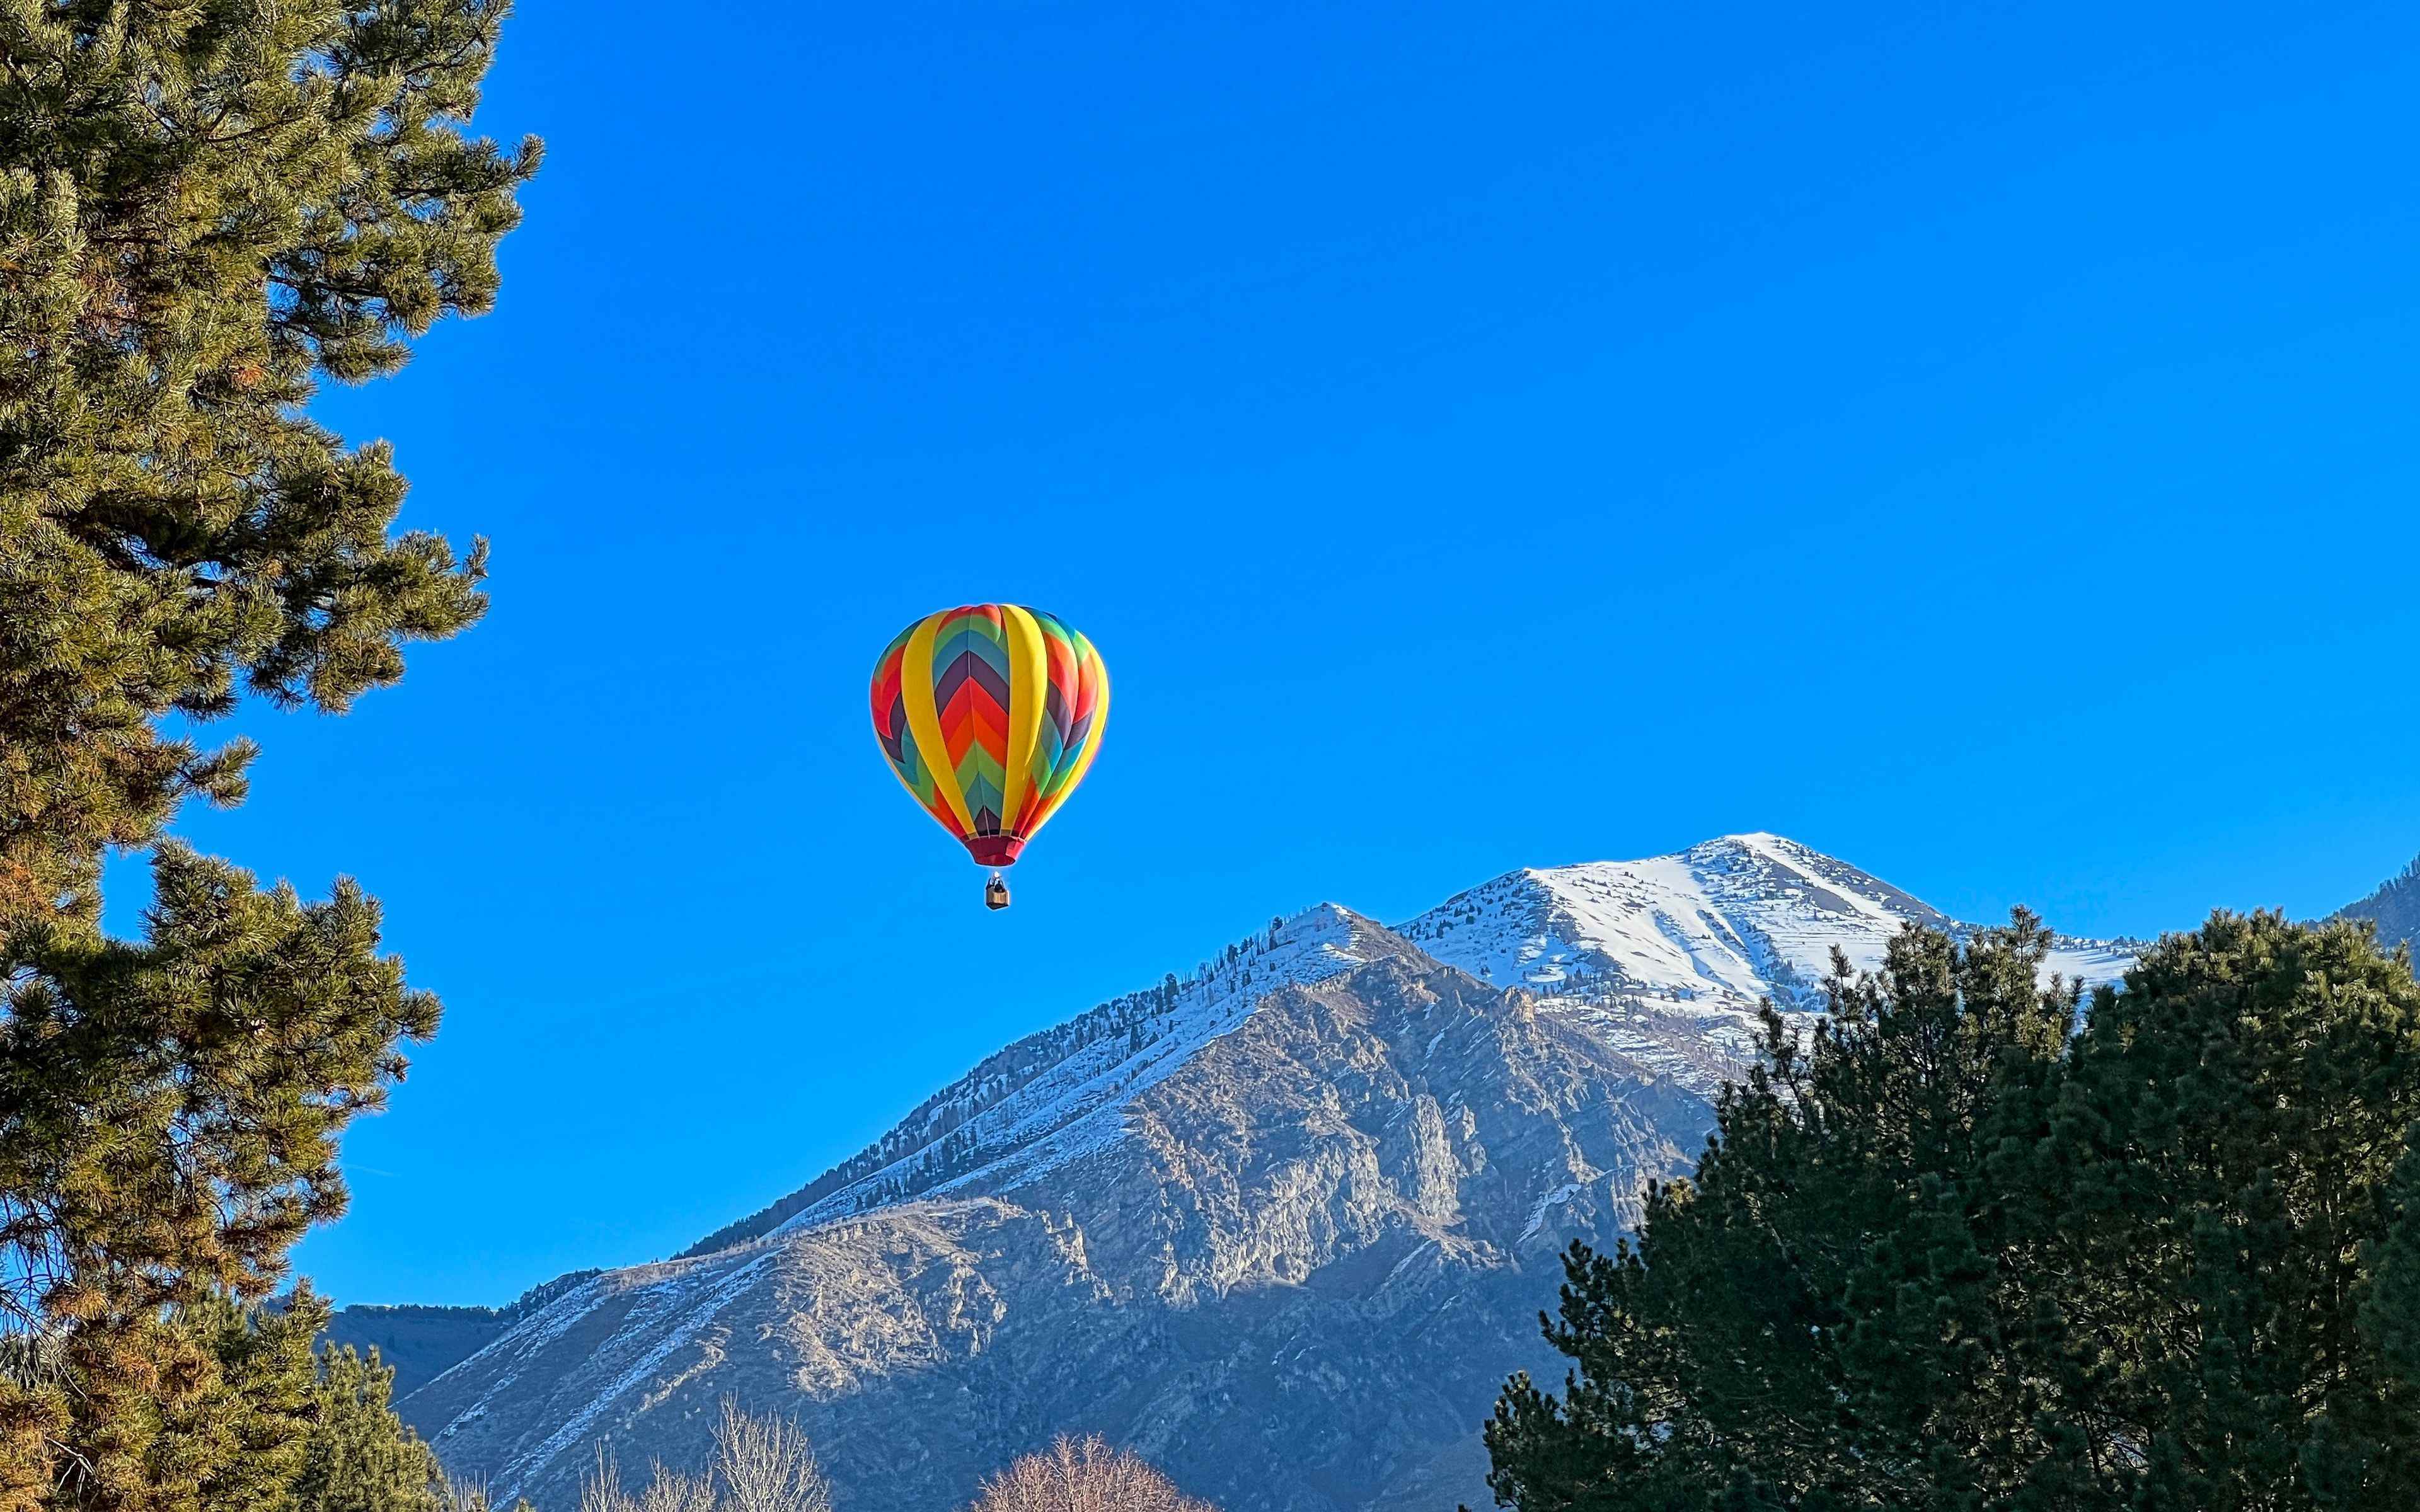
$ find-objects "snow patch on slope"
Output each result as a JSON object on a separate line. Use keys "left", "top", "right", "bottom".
{"left": 1399, "top": 833, "right": 2124, "bottom": 1007}
{"left": 1398, "top": 834, "right": 1943, "bottom": 1004}
{"left": 1394, "top": 833, "right": 2132, "bottom": 1095}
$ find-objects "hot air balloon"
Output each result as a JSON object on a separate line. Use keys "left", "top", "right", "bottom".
{"left": 870, "top": 605, "right": 1109, "bottom": 909}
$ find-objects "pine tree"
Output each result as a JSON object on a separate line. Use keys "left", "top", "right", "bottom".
{"left": 0, "top": 4, "right": 538, "bottom": 1508}
{"left": 176, "top": 1290, "right": 325, "bottom": 1512}
{"left": 1478, "top": 912, "right": 2420, "bottom": 1510}
{"left": 2008, "top": 912, "right": 2420, "bottom": 1509}
{"left": 290, "top": 1343, "right": 439, "bottom": 1512}
{"left": 0, "top": 0, "right": 537, "bottom": 924}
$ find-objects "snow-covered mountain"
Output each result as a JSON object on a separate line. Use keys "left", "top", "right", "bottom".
{"left": 1404, "top": 832, "right": 2128, "bottom": 1002}
{"left": 1398, "top": 832, "right": 2133, "bottom": 1088}
{"left": 369, "top": 836, "right": 2134, "bottom": 1512}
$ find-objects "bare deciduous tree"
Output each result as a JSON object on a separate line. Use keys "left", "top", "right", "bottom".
{"left": 637, "top": 1469, "right": 720, "bottom": 1512}
{"left": 714, "top": 1397, "right": 834, "bottom": 1512}
{"left": 579, "top": 1447, "right": 643, "bottom": 1512}
{"left": 436, "top": 1469, "right": 536, "bottom": 1512}
{"left": 580, "top": 1452, "right": 715, "bottom": 1512}
{"left": 577, "top": 1402, "right": 833, "bottom": 1512}
{"left": 967, "top": 1436, "right": 1216, "bottom": 1512}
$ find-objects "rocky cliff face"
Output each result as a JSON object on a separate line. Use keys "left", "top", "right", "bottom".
{"left": 393, "top": 836, "right": 2132, "bottom": 1512}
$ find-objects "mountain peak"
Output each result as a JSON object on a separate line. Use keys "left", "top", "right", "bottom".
{"left": 1395, "top": 834, "right": 2127, "bottom": 1050}
{"left": 379, "top": 833, "right": 2142, "bottom": 1512}
{"left": 1399, "top": 833, "right": 1945, "bottom": 1000}
{"left": 663, "top": 835, "right": 2125, "bottom": 1266}
{"left": 1700, "top": 828, "right": 1796, "bottom": 851}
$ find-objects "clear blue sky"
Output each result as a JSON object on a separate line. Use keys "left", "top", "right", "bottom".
{"left": 112, "top": 1, "right": 2420, "bottom": 1306}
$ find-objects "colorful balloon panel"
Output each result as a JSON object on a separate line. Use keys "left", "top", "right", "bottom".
{"left": 870, "top": 605, "right": 1109, "bottom": 867}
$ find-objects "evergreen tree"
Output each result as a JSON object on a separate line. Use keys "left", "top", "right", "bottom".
{"left": 0, "top": 4, "right": 538, "bottom": 1508}
{"left": 0, "top": 0, "right": 536, "bottom": 923}
{"left": 290, "top": 1344, "right": 438, "bottom": 1512}
{"left": 2011, "top": 912, "right": 2420, "bottom": 1508}
{"left": 176, "top": 1290, "right": 325, "bottom": 1512}
{"left": 1479, "top": 912, "right": 2420, "bottom": 1511}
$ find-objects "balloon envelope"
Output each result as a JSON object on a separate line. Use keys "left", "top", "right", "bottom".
{"left": 870, "top": 605, "right": 1109, "bottom": 868}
